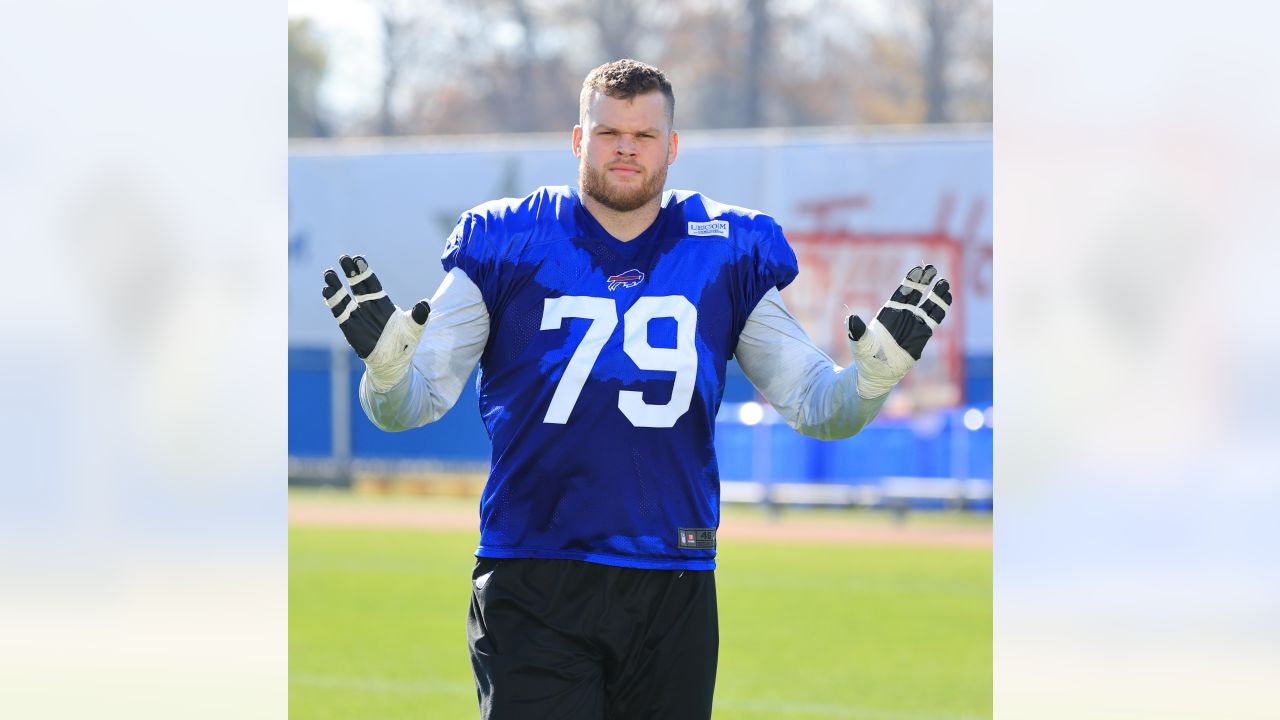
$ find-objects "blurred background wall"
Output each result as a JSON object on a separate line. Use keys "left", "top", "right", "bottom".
{"left": 287, "top": 0, "right": 992, "bottom": 509}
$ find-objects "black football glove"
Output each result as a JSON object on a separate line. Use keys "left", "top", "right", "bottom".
{"left": 322, "top": 254, "right": 430, "bottom": 388}
{"left": 846, "top": 265, "right": 952, "bottom": 399}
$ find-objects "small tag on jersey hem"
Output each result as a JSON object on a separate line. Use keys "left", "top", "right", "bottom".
{"left": 678, "top": 528, "right": 716, "bottom": 549}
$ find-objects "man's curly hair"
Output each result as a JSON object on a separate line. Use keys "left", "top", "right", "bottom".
{"left": 579, "top": 59, "right": 675, "bottom": 128}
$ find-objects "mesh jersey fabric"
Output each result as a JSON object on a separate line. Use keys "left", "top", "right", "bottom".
{"left": 442, "top": 186, "right": 798, "bottom": 570}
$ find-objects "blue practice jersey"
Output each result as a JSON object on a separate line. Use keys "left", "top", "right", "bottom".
{"left": 442, "top": 186, "right": 799, "bottom": 570}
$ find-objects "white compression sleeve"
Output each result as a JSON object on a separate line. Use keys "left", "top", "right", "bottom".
{"left": 734, "top": 287, "right": 888, "bottom": 440}
{"left": 358, "top": 268, "right": 491, "bottom": 432}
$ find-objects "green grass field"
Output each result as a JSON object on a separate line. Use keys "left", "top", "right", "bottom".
{"left": 290, "top": 501, "right": 990, "bottom": 719}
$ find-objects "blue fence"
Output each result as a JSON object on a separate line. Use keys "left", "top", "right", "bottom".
{"left": 290, "top": 347, "right": 992, "bottom": 499}
{"left": 713, "top": 412, "right": 992, "bottom": 483}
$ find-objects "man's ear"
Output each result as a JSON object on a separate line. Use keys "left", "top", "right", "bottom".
{"left": 572, "top": 125, "right": 583, "bottom": 158}
{"left": 667, "top": 130, "right": 679, "bottom": 166}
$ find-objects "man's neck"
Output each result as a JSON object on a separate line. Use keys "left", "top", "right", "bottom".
{"left": 579, "top": 190, "right": 663, "bottom": 242}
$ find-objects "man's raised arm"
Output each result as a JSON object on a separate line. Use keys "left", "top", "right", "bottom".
{"left": 735, "top": 265, "right": 952, "bottom": 440}
{"left": 321, "top": 257, "right": 489, "bottom": 432}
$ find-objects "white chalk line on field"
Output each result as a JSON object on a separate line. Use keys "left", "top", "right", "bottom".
{"left": 289, "top": 502, "right": 990, "bottom": 549}
{"left": 289, "top": 560, "right": 988, "bottom": 598}
{"left": 717, "top": 574, "right": 989, "bottom": 597}
{"left": 289, "top": 672, "right": 472, "bottom": 696}
{"left": 289, "top": 557, "right": 464, "bottom": 576}
{"left": 714, "top": 697, "right": 988, "bottom": 720}
{"left": 288, "top": 672, "right": 986, "bottom": 720}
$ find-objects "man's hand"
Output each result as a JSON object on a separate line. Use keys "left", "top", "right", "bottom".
{"left": 322, "top": 254, "right": 431, "bottom": 390}
{"left": 846, "top": 265, "right": 952, "bottom": 399}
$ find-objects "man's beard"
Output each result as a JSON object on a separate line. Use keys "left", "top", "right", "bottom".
{"left": 579, "top": 159, "right": 668, "bottom": 213}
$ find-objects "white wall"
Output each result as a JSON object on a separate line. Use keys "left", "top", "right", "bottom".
{"left": 288, "top": 128, "right": 992, "bottom": 360}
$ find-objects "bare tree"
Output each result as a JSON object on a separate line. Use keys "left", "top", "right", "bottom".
{"left": 589, "top": 0, "right": 640, "bottom": 61}
{"left": 288, "top": 19, "right": 330, "bottom": 137}
{"left": 948, "top": 0, "right": 992, "bottom": 122}
{"left": 919, "top": 0, "right": 961, "bottom": 123}
{"left": 504, "top": 0, "right": 546, "bottom": 132}
{"left": 766, "top": 0, "right": 885, "bottom": 126}
{"left": 309, "top": 0, "right": 991, "bottom": 136}
{"left": 743, "top": 0, "right": 770, "bottom": 127}
{"left": 374, "top": 0, "right": 423, "bottom": 136}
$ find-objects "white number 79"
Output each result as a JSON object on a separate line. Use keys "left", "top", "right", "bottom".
{"left": 540, "top": 295, "right": 697, "bottom": 428}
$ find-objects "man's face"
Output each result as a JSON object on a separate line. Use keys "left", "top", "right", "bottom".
{"left": 573, "top": 91, "right": 678, "bottom": 213}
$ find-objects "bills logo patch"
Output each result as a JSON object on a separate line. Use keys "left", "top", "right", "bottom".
{"left": 607, "top": 269, "right": 645, "bottom": 291}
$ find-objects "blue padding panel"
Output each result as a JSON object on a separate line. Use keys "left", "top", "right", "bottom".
{"left": 713, "top": 412, "right": 993, "bottom": 483}
{"left": 966, "top": 425, "right": 993, "bottom": 479}
{"left": 289, "top": 348, "right": 332, "bottom": 457}
{"left": 348, "top": 361, "right": 492, "bottom": 462}
{"left": 721, "top": 358, "right": 756, "bottom": 403}
{"left": 290, "top": 344, "right": 993, "bottom": 489}
{"left": 965, "top": 353, "right": 993, "bottom": 405}
{"left": 714, "top": 423, "right": 754, "bottom": 481}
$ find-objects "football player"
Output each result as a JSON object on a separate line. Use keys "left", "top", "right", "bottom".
{"left": 321, "top": 59, "right": 951, "bottom": 720}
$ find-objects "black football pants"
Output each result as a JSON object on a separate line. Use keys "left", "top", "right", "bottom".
{"left": 467, "top": 557, "right": 718, "bottom": 720}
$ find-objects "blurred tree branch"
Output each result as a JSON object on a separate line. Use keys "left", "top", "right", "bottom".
{"left": 289, "top": 0, "right": 992, "bottom": 137}
{"left": 288, "top": 19, "right": 330, "bottom": 138}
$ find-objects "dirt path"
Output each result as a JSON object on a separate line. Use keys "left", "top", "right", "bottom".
{"left": 718, "top": 516, "right": 991, "bottom": 548}
{"left": 289, "top": 497, "right": 991, "bottom": 549}
{"left": 289, "top": 502, "right": 480, "bottom": 531}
